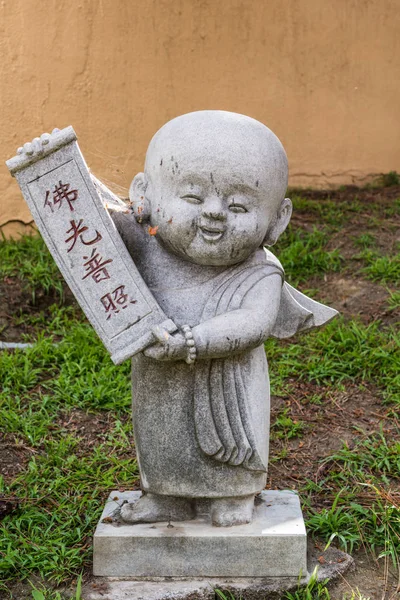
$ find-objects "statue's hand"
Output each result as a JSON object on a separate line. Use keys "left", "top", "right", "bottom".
{"left": 143, "top": 341, "right": 169, "bottom": 360}
{"left": 143, "top": 331, "right": 187, "bottom": 362}
{"left": 166, "top": 332, "right": 188, "bottom": 360}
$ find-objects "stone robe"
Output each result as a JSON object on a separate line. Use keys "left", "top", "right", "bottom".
{"left": 112, "top": 212, "right": 336, "bottom": 498}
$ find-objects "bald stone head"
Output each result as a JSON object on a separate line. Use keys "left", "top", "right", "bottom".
{"left": 130, "top": 111, "right": 292, "bottom": 266}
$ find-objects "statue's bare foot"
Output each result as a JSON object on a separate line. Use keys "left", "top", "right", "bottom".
{"left": 120, "top": 492, "right": 195, "bottom": 523}
{"left": 211, "top": 494, "right": 255, "bottom": 527}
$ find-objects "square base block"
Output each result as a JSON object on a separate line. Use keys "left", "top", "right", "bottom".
{"left": 93, "top": 490, "right": 307, "bottom": 578}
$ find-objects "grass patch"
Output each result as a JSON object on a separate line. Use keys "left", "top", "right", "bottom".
{"left": 375, "top": 171, "right": 400, "bottom": 187}
{"left": 0, "top": 234, "right": 64, "bottom": 301}
{"left": 274, "top": 226, "right": 343, "bottom": 286}
{"left": 271, "top": 408, "right": 304, "bottom": 440}
{"left": 0, "top": 219, "right": 398, "bottom": 596}
{"left": 359, "top": 249, "right": 400, "bottom": 284}
{"left": 353, "top": 233, "right": 376, "bottom": 249}
{"left": 291, "top": 195, "right": 347, "bottom": 226}
{"left": 382, "top": 197, "right": 400, "bottom": 218}
{"left": 0, "top": 432, "right": 137, "bottom": 583}
{"left": 387, "top": 290, "right": 400, "bottom": 311}
{"left": 305, "top": 431, "right": 400, "bottom": 563}
{"left": 0, "top": 315, "right": 131, "bottom": 412}
{"left": 0, "top": 299, "right": 134, "bottom": 585}
{"left": 266, "top": 318, "right": 400, "bottom": 405}
{"left": 30, "top": 574, "right": 82, "bottom": 599}
{"left": 284, "top": 568, "right": 330, "bottom": 599}
{"left": 290, "top": 189, "right": 400, "bottom": 224}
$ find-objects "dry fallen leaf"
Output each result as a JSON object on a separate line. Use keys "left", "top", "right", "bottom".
{"left": 314, "top": 541, "right": 323, "bottom": 550}
{"left": 148, "top": 226, "right": 159, "bottom": 236}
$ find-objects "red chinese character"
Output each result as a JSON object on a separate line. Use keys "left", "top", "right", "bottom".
{"left": 82, "top": 248, "right": 112, "bottom": 283}
{"left": 44, "top": 181, "right": 78, "bottom": 212}
{"left": 44, "top": 191, "right": 54, "bottom": 213}
{"left": 100, "top": 285, "right": 136, "bottom": 320}
{"left": 65, "top": 219, "right": 102, "bottom": 252}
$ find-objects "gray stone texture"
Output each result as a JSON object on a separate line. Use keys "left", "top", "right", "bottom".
{"left": 109, "top": 111, "right": 337, "bottom": 514}
{"left": 93, "top": 491, "right": 307, "bottom": 578}
{"left": 84, "top": 544, "right": 353, "bottom": 600}
{"left": 6, "top": 128, "right": 177, "bottom": 365}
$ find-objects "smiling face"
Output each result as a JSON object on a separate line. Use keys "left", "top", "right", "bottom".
{"left": 135, "top": 111, "right": 289, "bottom": 266}
{"left": 147, "top": 161, "right": 278, "bottom": 266}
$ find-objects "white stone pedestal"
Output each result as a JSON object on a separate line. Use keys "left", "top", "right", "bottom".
{"left": 93, "top": 490, "right": 307, "bottom": 578}
{"left": 93, "top": 491, "right": 307, "bottom": 578}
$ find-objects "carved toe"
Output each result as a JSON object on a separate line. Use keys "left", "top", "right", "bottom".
{"left": 210, "top": 494, "right": 255, "bottom": 527}
{"left": 120, "top": 494, "right": 195, "bottom": 524}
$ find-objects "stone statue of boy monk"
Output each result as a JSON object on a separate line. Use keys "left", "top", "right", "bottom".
{"left": 108, "top": 110, "right": 337, "bottom": 527}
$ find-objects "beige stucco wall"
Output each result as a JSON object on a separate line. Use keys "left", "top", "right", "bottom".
{"left": 1, "top": 0, "right": 399, "bottom": 235}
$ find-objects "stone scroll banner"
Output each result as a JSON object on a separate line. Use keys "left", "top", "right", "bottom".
{"left": 6, "top": 127, "right": 177, "bottom": 364}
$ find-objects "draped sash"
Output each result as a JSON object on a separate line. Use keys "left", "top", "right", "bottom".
{"left": 193, "top": 249, "right": 338, "bottom": 472}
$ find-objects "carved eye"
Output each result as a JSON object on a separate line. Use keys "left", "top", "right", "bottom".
{"left": 181, "top": 194, "right": 203, "bottom": 204}
{"left": 229, "top": 203, "right": 248, "bottom": 213}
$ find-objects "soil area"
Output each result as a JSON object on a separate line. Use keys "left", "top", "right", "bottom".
{"left": 0, "top": 280, "right": 75, "bottom": 343}
{"left": 0, "top": 184, "right": 399, "bottom": 599}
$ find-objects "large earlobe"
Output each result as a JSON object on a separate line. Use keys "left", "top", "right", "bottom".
{"left": 263, "top": 198, "right": 292, "bottom": 246}
{"left": 129, "top": 173, "right": 151, "bottom": 222}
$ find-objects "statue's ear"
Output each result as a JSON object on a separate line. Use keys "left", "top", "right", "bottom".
{"left": 129, "top": 173, "right": 151, "bottom": 222}
{"left": 263, "top": 197, "right": 292, "bottom": 246}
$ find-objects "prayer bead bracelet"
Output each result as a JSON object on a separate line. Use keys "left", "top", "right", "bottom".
{"left": 182, "top": 325, "right": 197, "bottom": 365}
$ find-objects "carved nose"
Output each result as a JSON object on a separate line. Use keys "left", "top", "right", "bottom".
{"left": 202, "top": 198, "right": 226, "bottom": 221}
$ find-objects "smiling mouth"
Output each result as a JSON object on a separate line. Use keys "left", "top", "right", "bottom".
{"left": 199, "top": 225, "right": 225, "bottom": 242}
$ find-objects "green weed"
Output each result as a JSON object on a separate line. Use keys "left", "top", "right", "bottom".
{"left": 387, "top": 289, "right": 400, "bottom": 310}
{"left": 307, "top": 489, "right": 399, "bottom": 562}
{"left": 375, "top": 171, "right": 400, "bottom": 187}
{"left": 308, "top": 393, "right": 324, "bottom": 405}
{"left": 30, "top": 573, "right": 82, "bottom": 599}
{"left": 343, "top": 591, "right": 370, "bottom": 600}
{"left": 353, "top": 233, "right": 376, "bottom": 249}
{"left": 274, "top": 226, "right": 343, "bottom": 286}
{"left": 327, "top": 431, "right": 400, "bottom": 478}
{"left": 31, "top": 588, "right": 63, "bottom": 600}
{"left": 0, "top": 431, "right": 138, "bottom": 583}
{"left": 270, "top": 446, "right": 290, "bottom": 462}
{"left": 305, "top": 433, "right": 400, "bottom": 561}
{"left": 13, "top": 304, "right": 83, "bottom": 333}
{"left": 284, "top": 567, "right": 330, "bottom": 599}
{"left": 366, "top": 215, "right": 384, "bottom": 228}
{"left": 383, "top": 197, "right": 400, "bottom": 217}
{"left": 0, "top": 234, "right": 64, "bottom": 300}
{"left": 215, "top": 590, "right": 241, "bottom": 600}
{"left": 271, "top": 408, "right": 304, "bottom": 440}
{"left": 290, "top": 190, "right": 399, "bottom": 231}
{"left": 0, "top": 318, "right": 131, "bottom": 412}
{"left": 266, "top": 318, "right": 400, "bottom": 405}
{"left": 0, "top": 306, "right": 134, "bottom": 584}
{"left": 306, "top": 492, "right": 362, "bottom": 554}
{"left": 360, "top": 250, "right": 400, "bottom": 284}
{"left": 291, "top": 196, "right": 346, "bottom": 226}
